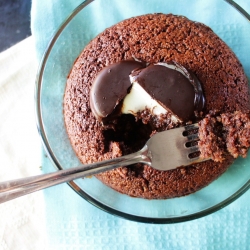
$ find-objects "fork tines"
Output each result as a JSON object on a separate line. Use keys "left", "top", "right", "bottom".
{"left": 182, "top": 123, "right": 200, "bottom": 160}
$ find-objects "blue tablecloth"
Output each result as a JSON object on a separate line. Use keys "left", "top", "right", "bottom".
{"left": 31, "top": 0, "right": 250, "bottom": 249}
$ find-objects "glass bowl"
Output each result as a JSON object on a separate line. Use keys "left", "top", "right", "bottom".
{"left": 36, "top": 0, "right": 250, "bottom": 223}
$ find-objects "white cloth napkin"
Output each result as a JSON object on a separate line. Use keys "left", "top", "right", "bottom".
{"left": 0, "top": 37, "right": 47, "bottom": 250}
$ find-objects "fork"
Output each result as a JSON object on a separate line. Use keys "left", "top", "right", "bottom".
{"left": 0, "top": 123, "right": 206, "bottom": 203}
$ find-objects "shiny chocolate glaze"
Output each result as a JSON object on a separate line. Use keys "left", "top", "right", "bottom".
{"left": 90, "top": 60, "right": 205, "bottom": 122}
{"left": 90, "top": 60, "right": 145, "bottom": 120}
{"left": 131, "top": 62, "right": 205, "bottom": 121}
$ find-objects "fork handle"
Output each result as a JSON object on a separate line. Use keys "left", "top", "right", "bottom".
{"left": 0, "top": 146, "right": 149, "bottom": 203}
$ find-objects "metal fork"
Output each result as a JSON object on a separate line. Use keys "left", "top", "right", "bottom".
{"left": 0, "top": 123, "right": 206, "bottom": 203}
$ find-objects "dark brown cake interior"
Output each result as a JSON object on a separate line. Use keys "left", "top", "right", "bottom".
{"left": 64, "top": 14, "right": 249, "bottom": 199}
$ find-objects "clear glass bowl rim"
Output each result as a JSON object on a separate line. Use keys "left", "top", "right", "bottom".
{"left": 35, "top": 0, "right": 250, "bottom": 224}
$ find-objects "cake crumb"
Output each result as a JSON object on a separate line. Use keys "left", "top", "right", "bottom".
{"left": 110, "top": 141, "right": 123, "bottom": 158}
{"left": 198, "top": 111, "right": 250, "bottom": 162}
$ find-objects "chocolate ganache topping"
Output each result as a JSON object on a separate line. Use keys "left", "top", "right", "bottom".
{"left": 130, "top": 62, "right": 205, "bottom": 121}
{"left": 90, "top": 60, "right": 205, "bottom": 122}
{"left": 90, "top": 60, "right": 145, "bottom": 120}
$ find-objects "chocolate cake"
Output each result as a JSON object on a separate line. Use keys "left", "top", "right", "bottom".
{"left": 198, "top": 111, "right": 250, "bottom": 162}
{"left": 64, "top": 14, "right": 249, "bottom": 199}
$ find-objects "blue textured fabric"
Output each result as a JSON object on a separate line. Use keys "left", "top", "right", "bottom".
{"left": 31, "top": 1, "right": 250, "bottom": 249}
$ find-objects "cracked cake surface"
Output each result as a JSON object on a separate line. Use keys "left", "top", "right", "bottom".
{"left": 64, "top": 13, "right": 249, "bottom": 199}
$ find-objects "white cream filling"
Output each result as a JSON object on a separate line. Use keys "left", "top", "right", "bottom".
{"left": 121, "top": 75, "right": 180, "bottom": 123}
